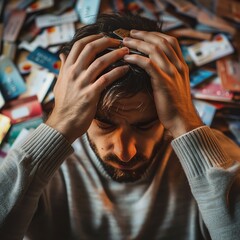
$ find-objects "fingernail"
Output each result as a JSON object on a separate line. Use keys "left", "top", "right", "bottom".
{"left": 121, "top": 47, "right": 129, "bottom": 53}
{"left": 131, "top": 29, "right": 138, "bottom": 34}
{"left": 122, "top": 65, "right": 129, "bottom": 72}
{"left": 123, "top": 37, "right": 131, "bottom": 42}
{"left": 124, "top": 54, "right": 131, "bottom": 60}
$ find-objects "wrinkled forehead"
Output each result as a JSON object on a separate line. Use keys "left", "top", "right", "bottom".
{"left": 96, "top": 92, "right": 157, "bottom": 121}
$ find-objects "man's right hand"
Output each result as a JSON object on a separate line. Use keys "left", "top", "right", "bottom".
{"left": 46, "top": 34, "right": 129, "bottom": 143}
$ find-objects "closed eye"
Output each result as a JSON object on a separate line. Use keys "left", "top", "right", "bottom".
{"left": 134, "top": 122, "right": 157, "bottom": 131}
{"left": 96, "top": 121, "right": 114, "bottom": 129}
{"left": 94, "top": 117, "right": 116, "bottom": 130}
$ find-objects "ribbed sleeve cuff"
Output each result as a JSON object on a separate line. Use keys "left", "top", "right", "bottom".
{"left": 21, "top": 123, "right": 74, "bottom": 179}
{"left": 171, "top": 126, "right": 232, "bottom": 180}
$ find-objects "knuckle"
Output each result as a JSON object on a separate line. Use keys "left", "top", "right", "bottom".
{"left": 166, "top": 65, "right": 176, "bottom": 77}
{"left": 93, "top": 58, "right": 105, "bottom": 69}
{"left": 85, "top": 42, "right": 95, "bottom": 51}
{"left": 68, "top": 66, "right": 78, "bottom": 79}
{"left": 106, "top": 37, "right": 114, "bottom": 44}
{"left": 73, "top": 40, "right": 84, "bottom": 49}
{"left": 168, "top": 36, "right": 178, "bottom": 45}
{"left": 177, "top": 63, "right": 185, "bottom": 73}
{"left": 144, "top": 58, "right": 152, "bottom": 67}
{"left": 150, "top": 45, "right": 159, "bottom": 53}
{"left": 160, "top": 38, "right": 168, "bottom": 45}
{"left": 98, "top": 74, "right": 109, "bottom": 86}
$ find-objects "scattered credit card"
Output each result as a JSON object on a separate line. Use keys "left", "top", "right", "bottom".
{"left": 3, "top": 10, "right": 26, "bottom": 42}
{"left": 0, "top": 57, "right": 26, "bottom": 100}
{"left": 2, "top": 95, "right": 43, "bottom": 124}
{"left": 0, "top": 92, "right": 5, "bottom": 109}
{"left": 187, "top": 34, "right": 234, "bottom": 66}
{"left": 26, "top": 0, "right": 54, "bottom": 13}
{"left": 27, "top": 47, "right": 61, "bottom": 75}
{"left": 190, "top": 68, "right": 216, "bottom": 87}
{"left": 75, "top": 0, "right": 101, "bottom": 24}
{"left": 217, "top": 56, "right": 240, "bottom": 92}
{"left": 0, "top": 114, "right": 11, "bottom": 144}
{"left": 21, "top": 69, "right": 55, "bottom": 102}
{"left": 35, "top": 9, "right": 78, "bottom": 28}
{"left": 191, "top": 76, "right": 234, "bottom": 102}
{"left": 193, "top": 99, "right": 216, "bottom": 126}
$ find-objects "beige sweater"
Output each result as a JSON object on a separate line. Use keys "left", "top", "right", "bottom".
{"left": 0, "top": 124, "right": 240, "bottom": 240}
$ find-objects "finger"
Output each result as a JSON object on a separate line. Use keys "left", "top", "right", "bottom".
{"left": 123, "top": 54, "right": 169, "bottom": 87}
{"left": 58, "top": 53, "right": 66, "bottom": 76}
{"left": 59, "top": 53, "right": 66, "bottom": 64}
{"left": 130, "top": 30, "right": 184, "bottom": 61}
{"left": 123, "top": 35, "right": 183, "bottom": 74}
{"left": 123, "top": 34, "right": 179, "bottom": 63}
{"left": 149, "top": 31, "right": 185, "bottom": 62}
{"left": 93, "top": 65, "right": 130, "bottom": 92}
{"left": 84, "top": 47, "right": 129, "bottom": 84}
{"left": 129, "top": 30, "right": 184, "bottom": 62}
{"left": 65, "top": 34, "right": 103, "bottom": 67}
{"left": 75, "top": 37, "right": 122, "bottom": 70}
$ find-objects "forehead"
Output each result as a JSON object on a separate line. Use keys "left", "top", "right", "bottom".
{"left": 97, "top": 92, "right": 157, "bottom": 122}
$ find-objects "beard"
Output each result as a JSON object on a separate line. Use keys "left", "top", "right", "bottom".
{"left": 87, "top": 134, "right": 159, "bottom": 183}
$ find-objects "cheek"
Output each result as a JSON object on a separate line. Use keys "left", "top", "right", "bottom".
{"left": 87, "top": 123, "right": 111, "bottom": 155}
{"left": 135, "top": 125, "right": 164, "bottom": 156}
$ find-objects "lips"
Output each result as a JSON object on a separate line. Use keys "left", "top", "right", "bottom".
{"left": 109, "top": 162, "right": 146, "bottom": 171}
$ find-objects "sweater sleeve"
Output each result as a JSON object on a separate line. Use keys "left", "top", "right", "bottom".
{"left": 0, "top": 123, "right": 73, "bottom": 240}
{"left": 171, "top": 126, "right": 240, "bottom": 240}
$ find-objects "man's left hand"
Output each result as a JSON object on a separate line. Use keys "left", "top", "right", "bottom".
{"left": 123, "top": 30, "right": 203, "bottom": 138}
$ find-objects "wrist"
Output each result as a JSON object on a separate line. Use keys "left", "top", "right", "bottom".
{"left": 46, "top": 114, "right": 78, "bottom": 144}
{"left": 168, "top": 116, "right": 204, "bottom": 139}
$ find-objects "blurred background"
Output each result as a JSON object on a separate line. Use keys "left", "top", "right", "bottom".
{"left": 0, "top": 0, "right": 239, "bottom": 160}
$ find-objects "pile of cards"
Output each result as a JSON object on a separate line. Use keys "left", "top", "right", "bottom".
{"left": 0, "top": 0, "right": 240, "bottom": 159}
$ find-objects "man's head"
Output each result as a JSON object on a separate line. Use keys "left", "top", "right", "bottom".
{"left": 62, "top": 13, "right": 165, "bottom": 182}
{"left": 61, "top": 13, "right": 162, "bottom": 110}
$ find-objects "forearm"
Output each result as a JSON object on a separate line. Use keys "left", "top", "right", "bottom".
{"left": 0, "top": 124, "right": 73, "bottom": 239}
{"left": 172, "top": 126, "right": 240, "bottom": 239}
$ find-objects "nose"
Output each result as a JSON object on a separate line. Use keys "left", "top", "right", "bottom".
{"left": 113, "top": 128, "right": 137, "bottom": 162}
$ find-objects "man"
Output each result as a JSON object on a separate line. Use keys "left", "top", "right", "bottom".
{"left": 0, "top": 13, "right": 240, "bottom": 240}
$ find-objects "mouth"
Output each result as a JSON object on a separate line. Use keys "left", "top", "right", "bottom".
{"left": 109, "top": 162, "right": 146, "bottom": 171}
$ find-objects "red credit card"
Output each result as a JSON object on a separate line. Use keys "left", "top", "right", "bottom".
{"left": 1, "top": 95, "right": 43, "bottom": 124}
{"left": 217, "top": 56, "right": 240, "bottom": 92}
{"left": 3, "top": 10, "right": 26, "bottom": 42}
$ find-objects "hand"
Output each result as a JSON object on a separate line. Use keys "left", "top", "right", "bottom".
{"left": 46, "top": 34, "right": 129, "bottom": 143}
{"left": 123, "top": 30, "right": 203, "bottom": 138}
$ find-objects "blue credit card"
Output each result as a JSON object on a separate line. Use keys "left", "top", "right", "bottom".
{"left": 27, "top": 47, "right": 60, "bottom": 75}
{"left": 0, "top": 57, "right": 26, "bottom": 100}
{"left": 181, "top": 45, "right": 195, "bottom": 71}
{"left": 190, "top": 69, "right": 216, "bottom": 88}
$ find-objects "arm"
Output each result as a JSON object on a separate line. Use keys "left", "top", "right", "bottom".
{"left": 172, "top": 126, "right": 240, "bottom": 239}
{"left": 122, "top": 30, "right": 240, "bottom": 239}
{"left": 0, "top": 124, "right": 73, "bottom": 239}
{"left": 0, "top": 34, "right": 129, "bottom": 239}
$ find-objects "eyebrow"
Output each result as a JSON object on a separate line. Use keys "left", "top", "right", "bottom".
{"left": 94, "top": 115, "right": 159, "bottom": 126}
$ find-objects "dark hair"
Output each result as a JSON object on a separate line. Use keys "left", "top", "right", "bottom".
{"left": 61, "top": 13, "right": 162, "bottom": 111}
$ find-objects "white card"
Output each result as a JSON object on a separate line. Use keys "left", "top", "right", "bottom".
{"left": 0, "top": 91, "right": 5, "bottom": 108}
{"left": 21, "top": 69, "right": 55, "bottom": 102}
{"left": 26, "top": 0, "right": 54, "bottom": 13}
{"left": 187, "top": 34, "right": 234, "bottom": 66}
{"left": 19, "top": 23, "right": 75, "bottom": 51}
{"left": 36, "top": 9, "right": 78, "bottom": 28}
{"left": 47, "top": 23, "right": 75, "bottom": 46}
{"left": 75, "top": 0, "right": 101, "bottom": 24}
